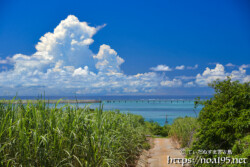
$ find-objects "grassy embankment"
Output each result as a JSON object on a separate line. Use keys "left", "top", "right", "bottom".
{"left": 0, "top": 98, "right": 149, "bottom": 167}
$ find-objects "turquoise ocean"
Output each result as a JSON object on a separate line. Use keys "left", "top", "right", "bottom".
{"left": 1, "top": 95, "right": 210, "bottom": 125}
{"left": 86, "top": 100, "right": 203, "bottom": 125}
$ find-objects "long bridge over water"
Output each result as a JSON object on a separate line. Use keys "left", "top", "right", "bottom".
{"left": 0, "top": 99, "right": 197, "bottom": 104}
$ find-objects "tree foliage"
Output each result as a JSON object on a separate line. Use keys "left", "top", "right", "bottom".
{"left": 191, "top": 78, "right": 250, "bottom": 166}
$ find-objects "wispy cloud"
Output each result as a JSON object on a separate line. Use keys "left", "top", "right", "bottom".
{"left": 0, "top": 57, "right": 12, "bottom": 64}
{"left": 187, "top": 64, "right": 198, "bottom": 70}
{"left": 175, "top": 76, "right": 196, "bottom": 80}
{"left": 225, "top": 63, "right": 235, "bottom": 67}
{"left": 184, "top": 81, "right": 195, "bottom": 87}
{"left": 240, "top": 64, "right": 250, "bottom": 69}
{"left": 0, "top": 60, "right": 7, "bottom": 64}
{"left": 160, "top": 79, "right": 182, "bottom": 87}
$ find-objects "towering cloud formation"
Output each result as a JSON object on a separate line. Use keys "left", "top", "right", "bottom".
{"left": 94, "top": 44, "right": 124, "bottom": 74}
{"left": 0, "top": 15, "right": 161, "bottom": 94}
{"left": 0, "top": 15, "right": 249, "bottom": 95}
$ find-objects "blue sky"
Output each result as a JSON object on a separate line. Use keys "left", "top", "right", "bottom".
{"left": 0, "top": 0, "right": 249, "bottom": 96}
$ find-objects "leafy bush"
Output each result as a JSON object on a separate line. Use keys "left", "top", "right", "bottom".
{"left": 190, "top": 78, "right": 250, "bottom": 166}
{"left": 230, "top": 135, "right": 250, "bottom": 166}
{"left": 145, "top": 121, "right": 170, "bottom": 137}
{"left": 169, "top": 117, "right": 198, "bottom": 147}
{"left": 0, "top": 99, "right": 148, "bottom": 167}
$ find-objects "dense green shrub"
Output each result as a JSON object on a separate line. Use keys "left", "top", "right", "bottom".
{"left": 230, "top": 135, "right": 250, "bottom": 164}
{"left": 169, "top": 117, "right": 198, "bottom": 147}
{"left": 0, "top": 99, "right": 148, "bottom": 167}
{"left": 190, "top": 78, "right": 250, "bottom": 166}
{"left": 145, "top": 121, "right": 170, "bottom": 137}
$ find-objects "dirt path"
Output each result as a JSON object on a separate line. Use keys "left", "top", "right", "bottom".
{"left": 147, "top": 138, "right": 187, "bottom": 167}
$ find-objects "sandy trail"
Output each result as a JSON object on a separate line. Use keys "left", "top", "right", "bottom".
{"left": 147, "top": 138, "right": 186, "bottom": 167}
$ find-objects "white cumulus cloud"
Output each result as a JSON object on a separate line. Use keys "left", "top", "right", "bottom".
{"left": 195, "top": 64, "right": 250, "bottom": 86}
{"left": 184, "top": 81, "right": 195, "bottom": 87}
{"left": 94, "top": 44, "right": 124, "bottom": 74}
{"left": 0, "top": 15, "right": 164, "bottom": 95}
{"left": 150, "top": 65, "right": 172, "bottom": 71}
{"left": 0, "top": 15, "right": 249, "bottom": 95}
{"left": 160, "top": 79, "right": 182, "bottom": 87}
{"left": 175, "top": 65, "right": 185, "bottom": 70}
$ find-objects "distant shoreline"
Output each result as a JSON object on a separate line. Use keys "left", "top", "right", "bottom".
{"left": 0, "top": 99, "right": 205, "bottom": 105}
{"left": 0, "top": 95, "right": 212, "bottom": 101}
{"left": 0, "top": 99, "right": 102, "bottom": 104}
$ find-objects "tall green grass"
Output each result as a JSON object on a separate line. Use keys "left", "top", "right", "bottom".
{"left": 0, "top": 98, "right": 147, "bottom": 166}
{"left": 169, "top": 117, "right": 198, "bottom": 147}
